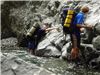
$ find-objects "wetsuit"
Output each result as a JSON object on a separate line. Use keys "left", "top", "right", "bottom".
{"left": 27, "top": 28, "right": 46, "bottom": 50}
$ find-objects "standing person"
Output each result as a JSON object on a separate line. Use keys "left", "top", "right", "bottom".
{"left": 71, "top": 6, "right": 93, "bottom": 60}
{"left": 26, "top": 23, "right": 58, "bottom": 54}
{"left": 60, "top": 3, "right": 81, "bottom": 40}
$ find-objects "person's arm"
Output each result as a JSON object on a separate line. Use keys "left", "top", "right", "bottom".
{"left": 76, "top": 13, "right": 93, "bottom": 29}
{"left": 45, "top": 27, "right": 58, "bottom": 32}
{"left": 77, "top": 24, "right": 93, "bottom": 29}
{"left": 77, "top": 24, "right": 86, "bottom": 28}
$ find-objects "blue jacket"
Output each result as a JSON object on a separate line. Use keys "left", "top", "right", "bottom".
{"left": 73, "top": 12, "right": 85, "bottom": 37}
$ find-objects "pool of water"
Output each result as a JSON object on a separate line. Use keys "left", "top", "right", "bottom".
{"left": 1, "top": 49, "right": 100, "bottom": 75}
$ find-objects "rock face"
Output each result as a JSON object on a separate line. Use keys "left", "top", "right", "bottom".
{"left": 1, "top": 1, "right": 26, "bottom": 39}
{"left": 1, "top": 37, "right": 18, "bottom": 50}
{"left": 1, "top": 54, "right": 55, "bottom": 75}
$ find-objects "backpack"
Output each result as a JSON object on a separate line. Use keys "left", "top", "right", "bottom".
{"left": 26, "top": 22, "right": 40, "bottom": 37}
{"left": 61, "top": 8, "right": 78, "bottom": 34}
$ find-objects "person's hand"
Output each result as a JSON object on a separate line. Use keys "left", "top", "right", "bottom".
{"left": 86, "top": 25, "right": 93, "bottom": 29}
{"left": 80, "top": 28, "right": 85, "bottom": 32}
{"left": 71, "top": 48, "right": 79, "bottom": 59}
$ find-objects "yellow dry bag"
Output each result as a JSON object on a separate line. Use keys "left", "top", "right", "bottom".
{"left": 26, "top": 26, "right": 36, "bottom": 36}
{"left": 64, "top": 10, "right": 74, "bottom": 27}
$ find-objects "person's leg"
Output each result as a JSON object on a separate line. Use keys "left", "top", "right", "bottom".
{"left": 28, "top": 41, "right": 33, "bottom": 52}
{"left": 75, "top": 34, "right": 81, "bottom": 61}
{"left": 28, "top": 41, "right": 35, "bottom": 54}
{"left": 77, "top": 35, "right": 81, "bottom": 49}
{"left": 72, "top": 34, "right": 78, "bottom": 48}
{"left": 33, "top": 37, "right": 41, "bottom": 55}
{"left": 71, "top": 34, "right": 79, "bottom": 60}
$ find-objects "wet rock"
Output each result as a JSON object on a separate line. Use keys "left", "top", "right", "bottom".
{"left": 54, "top": 37, "right": 65, "bottom": 51}
{"left": 1, "top": 54, "right": 55, "bottom": 75}
{"left": 36, "top": 46, "right": 61, "bottom": 57}
{"left": 54, "top": 34, "right": 70, "bottom": 51}
{"left": 36, "top": 31, "right": 70, "bottom": 57}
{"left": 1, "top": 37, "right": 18, "bottom": 50}
{"left": 89, "top": 56, "right": 100, "bottom": 69}
{"left": 39, "top": 30, "right": 58, "bottom": 45}
{"left": 95, "top": 23, "right": 100, "bottom": 35}
{"left": 36, "top": 32, "right": 62, "bottom": 57}
{"left": 1, "top": 37, "right": 17, "bottom": 46}
{"left": 80, "top": 44, "right": 94, "bottom": 53}
{"left": 82, "top": 29, "right": 95, "bottom": 44}
{"left": 79, "top": 44, "right": 100, "bottom": 65}
{"left": 93, "top": 36, "right": 100, "bottom": 50}
{"left": 86, "top": 50, "right": 100, "bottom": 64}
{"left": 61, "top": 42, "right": 71, "bottom": 60}
{"left": 36, "top": 39, "right": 51, "bottom": 51}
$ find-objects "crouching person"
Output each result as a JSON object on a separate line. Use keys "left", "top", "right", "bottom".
{"left": 26, "top": 22, "right": 57, "bottom": 55}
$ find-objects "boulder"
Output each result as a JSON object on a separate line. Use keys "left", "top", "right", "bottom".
{"left": 89, "top": 56, "right": 100, "bottom": 69}
{"left": 95, "top": 23, "right": 100, "bottom": 35}
{"left": 93, "top": 36, "right": 100, "bottom": 50}
{"left": 36, "top": 46, "right": 61, "bottom": 57}
{"left": 35, "top": 33, "right": 62, "bottom": 57}
{"left": 1, "top": 37, "right": 18, "bottom": 50}
{"left": 54, "top": 34, "right": 70, "bottom": 51}
{"left": 79, "top": 44, "right": 100, "bottom": 66}
{"left": 82, "top": 29, "right": 94, "bottom": 44}
{"left": 61, "top": 42, "right": 71, "bottom": 60}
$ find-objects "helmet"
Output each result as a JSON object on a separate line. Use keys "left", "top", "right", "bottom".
{"left": 81, "top": 6, "right": 89, "bottom": 13}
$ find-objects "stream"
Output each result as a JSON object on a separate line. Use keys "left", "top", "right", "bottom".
{"left": 1, "top": 48, "right": 100, "bottom": 75}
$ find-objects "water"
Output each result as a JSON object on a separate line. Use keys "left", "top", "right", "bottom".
{"left": 1, "top": 49, "right": 100, "bottom": 75}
